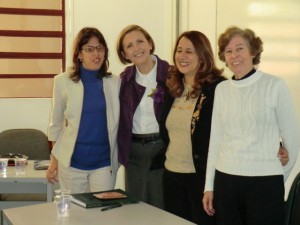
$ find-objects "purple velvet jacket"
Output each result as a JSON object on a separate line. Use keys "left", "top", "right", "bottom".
{"left": 117, "top": 55, "right": 170, "bottom": 166}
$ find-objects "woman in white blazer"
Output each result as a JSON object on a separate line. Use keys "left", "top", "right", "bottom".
{"left": 46, "top": 27, "right": 120, "bottom": 193}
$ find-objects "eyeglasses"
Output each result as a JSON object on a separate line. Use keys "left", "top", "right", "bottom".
{"left": 81, "top": 45, "right": 105, "bottom": 53}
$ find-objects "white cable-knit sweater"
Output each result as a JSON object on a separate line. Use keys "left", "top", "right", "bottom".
{"left": 204, "top": 70, "right": 300, "bottom": 192}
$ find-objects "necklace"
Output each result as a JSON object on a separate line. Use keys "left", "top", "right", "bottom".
{"left": 185, "top": 90, "right": 192, "bottom": 101}
{"left": 183, "top": 82, "right": 194, "bottom": 101}
{"left": 183, "top": 85, "right": 194, "bottom": 101}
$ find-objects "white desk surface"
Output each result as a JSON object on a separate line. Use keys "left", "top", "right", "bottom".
{"left": 1, "top": 160, "right": 46, "bottom": 180}
{"left": 2, "top": 201, "right": 196, "bottom": 225}
{"left": 0, "top": 160, "right": 52, "bottom": 202}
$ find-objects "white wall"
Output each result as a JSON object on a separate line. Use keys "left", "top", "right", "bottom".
{"left": 0, "top": 98, "right": 51, "bottom": 134}
{"left": 66, "top": 0, "right": 177, "bottom": 75}
{"left": 179, "top": 0, "right": 217, "bottom": 53}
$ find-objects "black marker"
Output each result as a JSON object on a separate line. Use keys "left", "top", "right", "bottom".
{"left": 101, "top": 203, "right": 123, "bottom": 211}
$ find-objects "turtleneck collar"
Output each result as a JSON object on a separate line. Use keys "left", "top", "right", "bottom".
{"left": 230, "top": 70, "right": 262, "bottom": 87}
{"left": 80, "top": 66, "right": 99, "bottom": 82}
{"left": 232, "top": 68, "right": 256, "bottom": 81}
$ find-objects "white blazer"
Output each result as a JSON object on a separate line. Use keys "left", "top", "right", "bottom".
{"left": 48, "top": 72, "right": 120, "bottom": 173}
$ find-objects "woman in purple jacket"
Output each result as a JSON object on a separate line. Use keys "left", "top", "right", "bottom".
{"left": 116, "top": 24, "right": 169, "bottom": 209}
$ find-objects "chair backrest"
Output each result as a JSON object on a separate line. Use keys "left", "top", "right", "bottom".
{"left": 0, "top": 129, "right": 50, "bottom": 160}
{"left": 284, "top": 171, "right": 300, "bottom": 225}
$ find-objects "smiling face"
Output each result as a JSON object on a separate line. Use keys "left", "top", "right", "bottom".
{"left": 224, "top": 35, "right": 255, "bottom": 79}
{"left": 78, "top": 36, "right": 105, "bottom": 71}
{"left": 175, "top": 37, "right": 200, "bottom": 80}
{"left": 121, "top": 30, "right": 153, "bottom": 68}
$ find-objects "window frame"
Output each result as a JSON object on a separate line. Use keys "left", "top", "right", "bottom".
{"left": 0, "top": 1, "right": 65, "bottom": 79}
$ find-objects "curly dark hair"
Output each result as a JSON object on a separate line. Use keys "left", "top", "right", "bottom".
{"left": 218, "top": 26, "right": 263, "bottom": 65}
{"left": 167, "top": 30, "right": 224, "bottom": 98}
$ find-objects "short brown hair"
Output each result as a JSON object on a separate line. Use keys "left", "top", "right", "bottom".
{"left": 218, "top": 26, "right": 263, "bottom": 65}
{"left": 116, "top": 24, "right": 155, "bottom": 64}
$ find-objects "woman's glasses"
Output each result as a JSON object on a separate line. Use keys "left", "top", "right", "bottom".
{"left": 81, "top": 45, "right": 105, "bottom": 53}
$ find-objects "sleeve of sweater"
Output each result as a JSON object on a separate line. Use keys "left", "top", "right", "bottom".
{"left": 204, "top": 84, "right": 224, "bottom": 192}
{"left": 276, "top": 79, "right": 300, "bottom": 181}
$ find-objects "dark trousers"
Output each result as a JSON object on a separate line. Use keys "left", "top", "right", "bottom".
{"left": 163, "top": 169, "right": 216, "bottom": 225}
{"left": 214, "top": 170, "right": 284, "bottom": 225}
{"left": 125, "top": 139, "right": 164, "bottom": 209}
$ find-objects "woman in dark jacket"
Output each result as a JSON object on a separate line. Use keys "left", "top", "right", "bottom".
{"left": 159, "top": 30, "right": 225, "bottom": 225}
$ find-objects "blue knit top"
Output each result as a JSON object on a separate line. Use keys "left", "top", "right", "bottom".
{"left": 70, "top": 66, "right": 110, "bottom": 170}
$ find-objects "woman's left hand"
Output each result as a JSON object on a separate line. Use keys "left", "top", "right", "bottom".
{"left": 46, "top": 155, "right": 59, "bottom": 183}
{"left": 278, "top": 146, "right": 289, "bottom": 166}
{"left": 203, "top": 191, "right": 215, "bottom": 216}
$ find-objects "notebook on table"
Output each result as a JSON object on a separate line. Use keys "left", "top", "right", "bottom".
{"left": 71, "top": 189, "right": 139, "bottom": 208}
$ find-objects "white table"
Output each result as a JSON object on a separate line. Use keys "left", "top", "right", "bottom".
{"left": 0, "top": 160, "right": 53, "bottom": 213}
{"left": 2, "top": 201, "right": 196, "bottom": 225}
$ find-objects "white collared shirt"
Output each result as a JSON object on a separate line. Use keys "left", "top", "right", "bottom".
{"left": 132, "top": 55, "right": 159, "bottom": 134}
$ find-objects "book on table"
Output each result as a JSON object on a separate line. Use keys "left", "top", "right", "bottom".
{"left": 71, "top": 189, "right": 139, "bottom": 208}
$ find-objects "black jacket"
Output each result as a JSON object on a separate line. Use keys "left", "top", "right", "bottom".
{"left": 158, "top": 77, "right": 225, "bottom": 175}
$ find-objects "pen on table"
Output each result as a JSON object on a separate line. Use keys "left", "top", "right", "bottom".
{"left": 101, "top": 203, "right": 123, "bottom": 211}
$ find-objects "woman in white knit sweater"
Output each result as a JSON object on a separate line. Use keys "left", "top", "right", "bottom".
{"left": 203, "top": 26, "right": 300, "bottom": 225}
